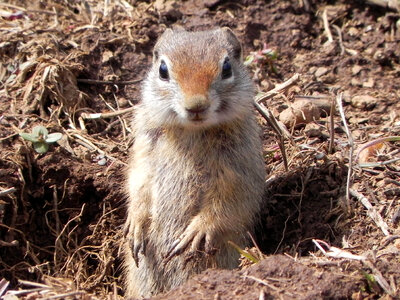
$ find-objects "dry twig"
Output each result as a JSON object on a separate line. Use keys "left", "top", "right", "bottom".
{"left": 0, "top": 187, "right": 16, "bottom": 197}
{"left": 332, "top": 24, "right": 345, "bottom": 55}
{"left": 328, "top": 96, "right": 335, "bottom": 154}
{"left": 254, "top": 101, "right": 289, "bottom": 171}
{"left": 322, "top": 9, "right": 334, "bottom": 43}
{"left": 254, "top": 73, "right": 300, "bottom": 104}
{"left": 336, "top": 92, "right": 353, "bottom": 212}
{"left": 349, "top": 189, "right": 390, "bottom": 236}
{"left": 253, "top": 73, "right": 301, "bottom": 171}
{"left": 77, "top": 78, "right": 142, "bottom": 85}
{"left": 80, "top": 106, "right": 135, "bottom": 120}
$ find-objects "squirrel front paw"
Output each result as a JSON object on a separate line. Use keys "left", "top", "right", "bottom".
{"left": 164, "top": 215, "right": 218, "bottom": 262}
{"left": 124, "top": 214, "right": 150, "bottom": 267}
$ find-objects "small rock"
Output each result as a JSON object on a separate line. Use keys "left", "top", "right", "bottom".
{"left": 304, "top": 123, "right": 322, "bottom": 137}
{"left": 154, "top": 0, "right": 182, "bottom": 20}
{"left": 101, "top": 50, "right": 113, "bottom": 63}
{"left": 373, "top": 50, "right": 386, "bottom": 63}
{"left": 98, "top": 157, "right": 107, "bottom": 166}
{"left": 348, "top": 27, "right": 359, "bottom": 36}
{"left": 153, "top": 0, "right": 165, "bottom": 11}
{"left": 342, "top": 90, "right": 351, "bottom": 103}
{"left": 364, "top": 47, "right": 374, "bottom": 56}
{"left": 203, "top": 0, "right": 222, "bottom": 8}
{"left": 279, "top": 99, "right": 321, "bottom": 128}
{"left": 323, "top": 42, "right": 338, "bottom": 56}
{"left": 352, "top": 65, "right": 362, "bottom": 75}
{"left": 350, "top": 94, "right": 378, "bottom": 109}
{"left": 362, "top": 78, "right": 374, "bottom": 88}
{"left": 384, "top": 188, "right": 400, "bottom": 197}
{"left": 308, "top": 66, "right": 317, "bottom": 75}
{"left": 315, "top": 67, "right": 329, "bottom": 78}
{"left": 117, "top": 97, "right": 129, "bottom": 108}
{"left": 365, "top": 25, "right": 373, "bottom": 32}
{"left": 351, "top": 78, "right": 362, "bottom": 86}
{"left": 260, "top": 79, "right": 273, "bottom": 90}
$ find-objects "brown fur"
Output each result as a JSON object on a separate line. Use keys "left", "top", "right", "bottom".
{"left": 175, "top": 62, "right": 218, "bottom": 96}
{"left": 123, "top": 27, "right": 265, "bottom": 298}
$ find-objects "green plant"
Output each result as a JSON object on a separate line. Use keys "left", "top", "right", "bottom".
{"left": 244, "top": 42, "right": 278, "bottom": 73}
{"left": 228, "top": 241, "right": 260, "bottom": 264}
{"left": 19, "top": 125, "right": 62, "bottom": 154}
{"left": 361, "top": 270, "right": 380, "bottom": 294}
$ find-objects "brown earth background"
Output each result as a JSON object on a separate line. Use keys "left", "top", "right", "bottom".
{"left": 0, "top": 0, "right": 400, "bottom": 299}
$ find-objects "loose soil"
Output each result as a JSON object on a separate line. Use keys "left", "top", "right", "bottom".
{"left": 0, "top": 0, "right": 399, "bottom": 299}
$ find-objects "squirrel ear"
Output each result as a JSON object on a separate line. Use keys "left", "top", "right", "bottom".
{"left": 220, "top": 27, "right": 242, "bottom": 60}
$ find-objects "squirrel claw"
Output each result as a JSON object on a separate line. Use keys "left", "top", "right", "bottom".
{"left": 164, "top": 220, "right": 214, "bottom": 263}
{"left": 164, "top": 237, "right": 188, "bottom": 263}
{"left": 125, "top": 219, "right": 148, "bottom": 267}
{"left": 132, "top": 240, "right": 141, "bottom": 267}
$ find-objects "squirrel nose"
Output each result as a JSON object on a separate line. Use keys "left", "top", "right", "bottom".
{"left": 184, "top": 95, "right": 210, "bottom": 114}
{"left": 186, "top": 105, "right": 209, "bottom": 114}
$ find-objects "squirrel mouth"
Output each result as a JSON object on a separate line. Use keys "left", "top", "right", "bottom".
{"left": 187, "top": 113, "right": 206, "bottom": 123}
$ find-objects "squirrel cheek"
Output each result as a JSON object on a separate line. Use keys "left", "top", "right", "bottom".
{"left": 157, "top": 89, "right": 171, "bottom": 99}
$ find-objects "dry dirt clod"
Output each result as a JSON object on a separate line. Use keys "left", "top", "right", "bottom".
{"left": 352, "top": 65, "right": 362, "bottom": 75}
{"left": 350, "top": 94, "right": 378, "bottom": 109}
{"left": 314, "top": 66, "right": 329, "bottom": 78}
{"left": 304, "top": 123, "right": 323, "bottom": 138}
{"left": 362, "top": 78, "right": 375, "bottom": 88}
{"left": 279, "top": 99, "right": 321, "bottom": 128}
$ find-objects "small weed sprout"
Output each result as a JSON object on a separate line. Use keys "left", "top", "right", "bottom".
{"left": 19, "top": 125, "right": 62, "bottom": 154}
{"left": 244, "top": 42, "right": 278, "bottom": 73}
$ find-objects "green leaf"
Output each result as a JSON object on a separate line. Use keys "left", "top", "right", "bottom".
{"left": 228, "top": 241, "right": 259, "bottom": 264}
{"left": 45, "top": 132, "right": 63, "bottom": 143}
{"left": 32, "top": 126, "right": 48, "bottom": 139}
{"left": 244, "top": 55, "right": 254, "bottom": 66}
{"left": 33, "top": 142, "right": 49, "bottom": 154}
{"left": 361, "top": 270, "right": 380, "bottom": 293}
{"left": 19, "top": 132, "right": 39, "bottom": 142}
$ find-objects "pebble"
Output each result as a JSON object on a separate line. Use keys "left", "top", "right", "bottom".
{"left": 315, "top": 67, "right": 329, "bottom": 78}
{"left": 304, "top": 123, "right": 322, "bottom": 137}
{"left": 350, "top": 94, "right": 378, "bottom": 109}
{"left": 362, "top": 78, "right": 374, "bottom": 88}
{"left": 352, "top": 65, "right": 362, "bottom": 75}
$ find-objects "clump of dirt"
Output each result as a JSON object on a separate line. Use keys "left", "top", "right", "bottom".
{"left": 0, "top": 0, "right": 399, "bottom": 299}
{"left": 154, "top": 255, "right": 362, "bottom": 299}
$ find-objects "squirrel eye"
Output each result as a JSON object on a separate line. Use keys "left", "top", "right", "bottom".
{"left": 221, "top": 57, "right": 232, "bottom": 79}
{"left": 159, "top": 60, "right": 169, "bottom": 81}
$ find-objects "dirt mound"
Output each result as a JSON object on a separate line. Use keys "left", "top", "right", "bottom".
{"left": 154, "top": 255, "right": 360, "bottom": 300}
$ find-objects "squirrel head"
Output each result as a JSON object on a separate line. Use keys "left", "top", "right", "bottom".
{"left": 141, "top": 27, "right": 254, "bottom": 130}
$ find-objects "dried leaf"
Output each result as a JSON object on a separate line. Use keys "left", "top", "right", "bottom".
{"left": 358, "top": 142, "right": 384, "bottom": 163}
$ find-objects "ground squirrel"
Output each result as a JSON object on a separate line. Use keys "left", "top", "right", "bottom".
{"left": 123, "top": 27, "right": 265, "bottom": 298}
